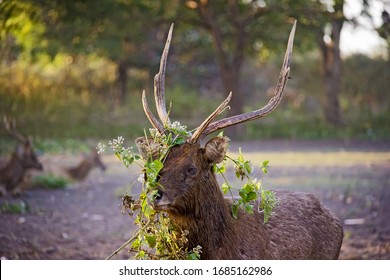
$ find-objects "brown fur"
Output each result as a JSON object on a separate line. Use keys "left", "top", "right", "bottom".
{"left": 0, "top": 142, "right": 43, "bottom": 195}
{"left": 147, "top": 137, "right": 343, "bottom": 260}
{"left": 64, "top": 150, "right": 106, "bottom": 181}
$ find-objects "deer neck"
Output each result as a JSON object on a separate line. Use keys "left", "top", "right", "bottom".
{"left": 2, "top": 155, "right": 25, "bottom": 189}
{"left": 170, "top": 174, "right": 232, "bottom": 258}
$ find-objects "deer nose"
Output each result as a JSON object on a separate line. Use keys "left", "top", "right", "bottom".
{"left": 152, "top": 189, "right": 172, "bottom": 210}
{"left": 154, "top": 189, "right": 164, "bottom": 202}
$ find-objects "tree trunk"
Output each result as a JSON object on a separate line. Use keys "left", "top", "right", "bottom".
{"left": 116, "top": 60, "right": 128, "bottom": 106}
{"left": 319, "top": 2, "right": 345, "bottom": 126}
{"left": 196, "top": 1, "right": 247, "bottom": 138}
{"left": 219, "top": 61, "right": 244, "bottom": 137}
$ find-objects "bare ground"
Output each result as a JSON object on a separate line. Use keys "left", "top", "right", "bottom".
{"left": 0, "top": 140, "right": 389, "bottom": 260}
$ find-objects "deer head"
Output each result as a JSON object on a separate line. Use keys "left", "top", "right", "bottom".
{"left": 3, "top": 116, "right": 43, "bottom": 171}
{"left": 1, "top": 116, "right": 43, "bottom": 195}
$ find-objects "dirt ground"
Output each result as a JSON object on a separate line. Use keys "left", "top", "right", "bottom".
{"left": 0, "top": 140, "right": 389, "bottom": 260}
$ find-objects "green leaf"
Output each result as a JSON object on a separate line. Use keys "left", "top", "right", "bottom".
{"left": 136, "top": 250, "right": 146, "bottom": 259}
{"left": 145, "top": 234, "right": 157, "bottom": 248}
{"left": 141, "top": 199, "right": 155, "bottom": 217}
{"left": 173, "top": 137, "right": 186, "bottom": 146}
{"left": 244, "top": 161, "right": 253, "bottom": 175}
{"left": 221, "top": 182, "right": 230, "bottom": 194}
{"left": 145, "top": 159, "right": 164, "bottom": 184}
{"left": 239, "top": 185, "right": 257, "bottom": 203}
{"left": 244, "top": 203, "right": 254, "bottom": 214}
{"left": 254, "top": 180, "right": 262, "bottom": 191}
{"left": 216, "top": 162, "right": 226, "bottom": 174}
{"left": 260, "top": 189, "right": 277, "bottom": 224}
{"left": 231, "top": 203, "right": 239, "bottom": 219}
{"left": 261, "top": 160, "right": 270, "bottom": 174}
{"left": 238, "top": 147, "right": 244, "bottom": 163}
{"left": 131, "top": 239, "right": 140, "bottom": 250}
{"left": 187, "top": 252, "right": 200, "bottom": 260}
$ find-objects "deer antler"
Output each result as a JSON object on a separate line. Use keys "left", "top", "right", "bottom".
{"left": 3, "top": 115, "right": 29, "bottom": 144}
{"left": 142, "top": 90, "right": 165, "bottom": 133}
{"left": 189, "top": 20, "right": 297, "bottom": 142}
{"left": 142, "top": 21, "right": 296, "bottom": 141}
{"left": 154, "top": 23, "right": 173, "bottom": 126}
{"left": 189, "top": 92, "right": 232, "bottom": 143}
{"left": 141, "top": 23, "right": 174, "bottom": 134}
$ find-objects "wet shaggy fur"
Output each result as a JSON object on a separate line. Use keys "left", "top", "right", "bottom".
{"left": 151, "top": 137, "right": 343, "bottom": 259}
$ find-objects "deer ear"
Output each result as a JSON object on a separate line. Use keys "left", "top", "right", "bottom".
{"left": 204, "top": 136, "right": 229, "bottom": 164}
{"left": 135, "top": 137, "right": 149, "bottom": 159}
{"left": 135, "top": 136, "right": 162, "bottom": 161}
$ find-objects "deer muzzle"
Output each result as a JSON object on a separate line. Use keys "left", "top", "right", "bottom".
{"left": 152, "top": 189, "right": 172, "bottom": 211}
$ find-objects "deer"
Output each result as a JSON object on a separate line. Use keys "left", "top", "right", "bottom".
{"left": 0, "top": 116, "right": 43, "bottom": 196}
{"left": 29, "top": 149, "right": 106, "bottom": 188}
{"left": 134, "top": 22, "right": 343, "bottom": 260}
{"left": 63, "top": 149, "right": 106, "bottom": 181}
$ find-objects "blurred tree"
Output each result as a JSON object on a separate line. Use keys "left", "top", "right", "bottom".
{"left": 0, "top": 0, "right": 45, "bottom": 63}
{"left": 378, "top": 9, "right": 390, "bottom": 58}
{"left": 0, "top": 0, "right": 177, "bottom": 104}
{"left": 363, "top": 0, "right": 390, "bottom": 62}
{"left": 37, "top": 0, "right": 173, "bottom": 104}
{"left": 318, "top": 0, "right": 345, "bottom": 126}
{"left": 285, "top": 0, "right": 352, "bottom": 126}
{"left": 177, "top": 0, "right": 294, "bottom": 136}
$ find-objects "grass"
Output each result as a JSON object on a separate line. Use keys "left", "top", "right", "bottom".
{"left": 227, "top": 150, "right": 390, "bottom": 167}
{"left": 220, "top": 149, "right": 390, "bottom": 193}
{"left": 31, "top": 174, "right": 70, "bottom": 189}
{"left": 0, "top": 200, "right": 29, "bottom": 214}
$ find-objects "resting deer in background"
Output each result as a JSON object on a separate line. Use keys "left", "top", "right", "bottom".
{"left": 64, "top": 149, "right": 106, "bottom": 181}
{"left": 29, "top": 149, "right": 106, "bottom": 187}
{"left": 135, "top": 22, "right": 343, "bottom": 259}
{"left": 0, "top": 116, "right": 43, "bottom": 196}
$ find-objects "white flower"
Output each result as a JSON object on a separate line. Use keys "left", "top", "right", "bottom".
{"left": 169, "top": 121, "right": 186, "bottom": 131}
{"left": 108, "top": 136, "right": 125, "bottom": 151}
{"left": 96, "top": 143, "right": 107, "bottom": 154}
{"left": 117, "top": 136, "right": 124, "bottom": 145}
{"left": 137, "top": 173, "right": 145, "bottom": 184}
{"left": 166, "top": 121, "right": 192, "bottom": 137}
{"left": 149, "top": 128, "right": 158, "bottom": 137}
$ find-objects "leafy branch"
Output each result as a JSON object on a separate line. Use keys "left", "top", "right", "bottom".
{"left": 99, "top": 123, "right": 277, "bottom": 260}
{"left": 215, "top": 148, "right": 277, "bottom": 223}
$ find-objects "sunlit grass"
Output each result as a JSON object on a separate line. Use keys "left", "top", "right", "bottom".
{"left": 226, "top": 151, "right": 390, "bottom": 167}
{"left": 221, "top": 150, "right": 390, "bottom": 191}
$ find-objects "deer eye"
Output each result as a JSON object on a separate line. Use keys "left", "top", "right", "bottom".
{"left": 187, "top": 167, "right": 197, "bottom": 175}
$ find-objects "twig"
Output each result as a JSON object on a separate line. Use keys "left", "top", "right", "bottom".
{"left": 105, "top": 233, "right": 139, "bottom": 260}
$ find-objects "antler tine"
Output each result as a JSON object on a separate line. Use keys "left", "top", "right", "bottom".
{"left": 200, "top": 20, "right": 297, "bottom": 139}
{"left": 141, "top": 90, "right": 165, "bottom": 134}
{"left": 3, "top": 115, "right": 28, "bottom": 144}
{"left": 154, "top": 23, "right": 174, "bottom": 126}
{"left": 189, "top": 92, "right": 232, "bottom": 143}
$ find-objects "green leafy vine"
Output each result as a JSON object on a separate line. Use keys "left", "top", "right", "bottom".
{"left": 99, "top": 123, "right": 277, "bottom": 260}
